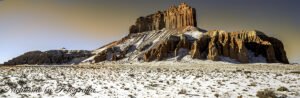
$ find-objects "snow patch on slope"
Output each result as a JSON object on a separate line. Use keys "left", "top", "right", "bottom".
{"left": 82, "top": 26, "right": 270, "bottom": 64}
{"left": 219, "top": 56, "right": 240, "bottom": 64}
{"left": 184, "top": 30, "right": 204, "bottom": 40}
{"left": 218, "top": 50, "right": 267, "bottom": 64}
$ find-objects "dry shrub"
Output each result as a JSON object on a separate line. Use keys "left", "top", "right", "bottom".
{"left": 256, "top": 89, "right": 276, "bottom": 98}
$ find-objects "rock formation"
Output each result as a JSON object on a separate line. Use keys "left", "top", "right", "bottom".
{"left": 4, "top": 50, "right": 92, "bottom": 65}
{"left": 205, "top": 30, "right": 289, "bottom": 63}
{"left": 129, "top": 3, "right": 197, "bottom": 34}
{"left": 82, "top": 3, "right": 289, "bottom": 64}
{"left": 3, "top": 3, "right": 290, "bottom": 65}
{"left": 86, "top": 26, "right": 289, "bottom": 64}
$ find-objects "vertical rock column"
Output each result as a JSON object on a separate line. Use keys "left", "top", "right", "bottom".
{"left": 164, "top": 3, "right": 197, "bottom": 29}
{"left": 129, "top": 3, "right": 197, "bottom": 34}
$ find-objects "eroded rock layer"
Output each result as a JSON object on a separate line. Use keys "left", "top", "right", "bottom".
{"left": 206, "top": 30, "right": 289, "bottom": 63}
{"left": 129, "top": 3, "right": 197, "bottom": 34}
{"left": 86, "top": 26, "right": 289, "bottom": 64}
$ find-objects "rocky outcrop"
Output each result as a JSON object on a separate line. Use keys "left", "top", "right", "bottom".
{"left": 4, "top": 50, "right": 92, "bottom": 65}
{"left": 129, "top": 11, "right": 165, "bottom": 34}
{"left": 142, "top": 35, "right": 181, "bottom": 62}
{"left": 129, "top": 3, "right": 197, "bottom": 34}
{"left": 190, "top": 35, "right": 210, "bottom": 59}
{"left": 205, "top": 30, "right": 289, "bottom": 63}
{"left": 87, "top": 26, "right": 289, "bottom": 64}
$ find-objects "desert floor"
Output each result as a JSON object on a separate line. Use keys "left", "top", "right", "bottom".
{"left": 0, "top": 63, "right": 300, "bottom": 98}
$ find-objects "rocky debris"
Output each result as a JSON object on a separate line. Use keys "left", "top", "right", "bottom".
{"left": 87, "top": 26, "right": 289, "bottom": 64}
{"left": 129, "top": 3, "right": 197, "bottom": 34}
{"left": 4, "top": 50, "right": 92, "bottom": 65}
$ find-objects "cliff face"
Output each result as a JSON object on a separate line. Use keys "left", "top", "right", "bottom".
{"left": 86, "top": 26, "right": 289, "bottom": 64}
{"left": 205, "top": 30, "right": 289, "bottom": 63}
{"left": 129, "top": 3, "right": 197, "bottom": 34}
{"left": 83, "top": 3, "right": 288, "bottom": 64}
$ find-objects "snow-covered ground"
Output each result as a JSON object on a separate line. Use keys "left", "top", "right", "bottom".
{"left": 0, "top": 63, "right": 300, "bottom": 98}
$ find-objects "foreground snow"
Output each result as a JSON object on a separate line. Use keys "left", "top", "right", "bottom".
{"left": 0, "top": 64, "right": 299, "bottom": 98}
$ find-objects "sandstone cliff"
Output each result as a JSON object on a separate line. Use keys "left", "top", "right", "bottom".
{"left": 85, "top": 26, "right": 289, "bottom": 64}
{"left": 82, "top": 3, "right": 289, "bottom": 64}
{"left": 205, "top": 30, "right": 289, "bottom": 63}
{"left": 129, "top": 3, "right": 197, "bottom": 34}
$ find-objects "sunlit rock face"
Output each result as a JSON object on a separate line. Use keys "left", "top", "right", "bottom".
{"left": 205, "top": 30, "right": 289, "bottom": 64}
{"left": 86, "top": 26, "right": 289, "bottom": 64}
{"left": 83, "top": 3, "right": 289, "bottom": 64}
{"left": 129, "top": 3, "right": 197, "bottom": 34}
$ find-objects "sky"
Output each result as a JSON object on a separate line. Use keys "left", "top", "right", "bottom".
{"left": 0, "top": 0, "right": 299, "bottom": 64}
